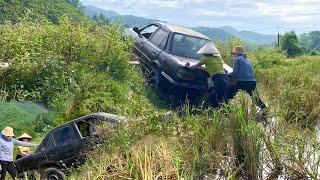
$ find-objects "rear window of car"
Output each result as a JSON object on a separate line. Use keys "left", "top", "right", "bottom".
{"left": 172, "top": 33, "right": 211, "bottom": 60}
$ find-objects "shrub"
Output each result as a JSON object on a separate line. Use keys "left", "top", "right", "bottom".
{"left": 0, "top": 17, "right": 132, "bottom": 110}
{"left": 251, "top": 47, "right": 287, "bottom": 69}
{"left": 280, "top": 31, "right": 303, "bottom": 57}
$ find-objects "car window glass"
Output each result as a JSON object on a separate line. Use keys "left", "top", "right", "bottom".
{"left": 150, "top": 28, "right": 169, "bottom": 48}
{"left": 140, "top": 25, "right": 159, "bottom": 39}
{"left": 172, "top": 33, "right": 210, "bottom": 60}
{"left": 76, "top": 121, "right": 95, "bottom": 138}
{"left": 41, "top": 133, "right": 55, "bottom": 150}
{"left": 53, "top": 125, "right": 77, "bottom": 146}
{"left": 158, "top": 35, "right": 168, "bottom": 50}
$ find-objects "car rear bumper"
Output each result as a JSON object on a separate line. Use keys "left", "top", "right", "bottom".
{"left": 161, "top": 71, "right": 207, "bottom": 94}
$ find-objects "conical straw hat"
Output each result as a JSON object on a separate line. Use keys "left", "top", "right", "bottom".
{"left": 18, "top": 133, "right": 32, "bottom": 140}
{"left": 2, "top": 126, "right": 14, "bottom": 137}
{"left": 196, "top": 42, "right": 220, "bottom": 56}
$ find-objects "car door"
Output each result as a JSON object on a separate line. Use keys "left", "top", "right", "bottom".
{"left": 75, "top": 120, "right": 100, "bottom": 148}
{"left": 142, "top": 28, "right": 170, "bottom": 66}
{"left": 45, "top": 125, "right": 81, "bottom": 167}
{"left": 134, "top": 24, "right": 159, "bottom": 61}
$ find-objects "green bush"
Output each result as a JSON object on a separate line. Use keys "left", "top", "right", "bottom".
{"left": 0, "top": 17, "right": 132, "bottom": 110}
{"left": 280, "top": 31, "right": 303, "bottom": 57}
{"left": 0, "top": 0, "right": 86, "bottom": 23}
{"left": 251, "top": 47, "right": 287, "bottom": 69}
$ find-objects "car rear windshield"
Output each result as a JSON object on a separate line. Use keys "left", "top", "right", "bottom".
{"left": 172, "top": 33, "right": 211, "bottom": 60}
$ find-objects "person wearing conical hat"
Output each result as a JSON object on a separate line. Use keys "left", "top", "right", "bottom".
{"left": 0, "top": 127, "right": 38, "bottom": 180}
{"left": 228, "top": 46, "right": 266, "bottom": 110}
{"left": 16, "top": 133, "right": 33, "bottom": 160}
{"left": 186, "top": 42, "right": 231, "bottom": 107}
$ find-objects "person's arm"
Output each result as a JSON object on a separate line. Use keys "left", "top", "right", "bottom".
{"left": 18, "top": 147, "right": 30, "bottom": 156}
{"left": 230, "top": 57, "right": 240, "bottom": 78}
{"left": 189, "top": 61, "right": 204, "bottom": 69}
{"left": 13, "top": 139, "right": 38, "bottom": 147}
{"left": 186, "top": 57, "right": 205, "bottom": 69}
{"left": 0, "top": 138, "right": 2, "bottom": 151}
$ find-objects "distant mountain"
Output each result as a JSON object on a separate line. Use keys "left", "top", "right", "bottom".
{"left": 84, "top": 5, "right": 276, "bottom": 44}
{"left": 237, "top": 31, "right": 277, "bottom": 44}
{"left": 193, "top": 27, "right": 234, "bottom": 41}
{"left": 121, "top": 15, "right": 154, "bottom": 28}
{"left": 219, "top": 26, "right": 239, "bottom": 35}
{"left": 84, "top": 5, "right": 119, "bottom": 18}
{"left": 195, "top": 26, "right": 277, "bottom": 44}
{"left": 84, "top": 5, "right": 154, "bottom": 28}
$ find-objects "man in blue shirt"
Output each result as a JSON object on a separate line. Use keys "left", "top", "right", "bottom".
{"left": 228, "top": 46, "right": 266, "bottom": 110}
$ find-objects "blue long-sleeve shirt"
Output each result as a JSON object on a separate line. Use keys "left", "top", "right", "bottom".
{"left": 231, "top": 54, "right": 256, "bottom": 81}
{"left": 0, "top": 134, "right": 38, "bottom": 161}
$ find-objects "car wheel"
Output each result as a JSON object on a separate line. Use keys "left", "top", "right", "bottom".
{"left": 40, "top": 167, "right": 66, "bottom": 180}
{"left": 27, "top": 172, "right": 37, "bottom": 180}
{"left": 147, "top": 66, "right": 165, "bottom": 89}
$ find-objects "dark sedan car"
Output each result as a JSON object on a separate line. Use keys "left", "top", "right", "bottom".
{"left": 126, "top": 22, "right": 232, "bottom": 95}
{"left": 15, "top": 113, "right": 126, "bottom": 180}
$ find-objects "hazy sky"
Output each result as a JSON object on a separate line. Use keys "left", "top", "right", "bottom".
{"left": 81, "top": 0, "right": 320, "bottom": 35}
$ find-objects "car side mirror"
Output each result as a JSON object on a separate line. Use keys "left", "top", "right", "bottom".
{"left": 133, "top": 27, "right": 140, "bottom": 34}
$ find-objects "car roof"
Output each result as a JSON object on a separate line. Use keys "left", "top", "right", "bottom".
{"left": 53, "top": 113, "right": 127, "bottom": 129}
{"left": 154, "top": 21, "right": 211, "bottom": 40}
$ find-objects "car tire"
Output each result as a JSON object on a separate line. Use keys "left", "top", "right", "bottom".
{"left": 40, "top": 167, "right": 66, "bottom": 180}
{"left": 147, "top": 66, "right": 166, "bottom": 89}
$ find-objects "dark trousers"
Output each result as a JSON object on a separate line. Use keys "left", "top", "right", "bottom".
{"left": 15, "top": 154, "right": 23, "bottom": 160}
{"left": 210, "top": 74, "right": 231, "bottom": 107}
{"left": 0, "top": 160, "right": 17, "bottom": 180}
{"left": 229, "top": 81, "right": 266, "bottom": 109}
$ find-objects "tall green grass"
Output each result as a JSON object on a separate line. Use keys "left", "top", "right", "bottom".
{"left": 256, "top": 55, "right": 320, "bottom": 127}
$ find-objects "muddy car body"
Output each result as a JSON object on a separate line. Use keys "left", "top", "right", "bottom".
{"left": 14, "top": 113, "right": 126, "bottom": 179}
{"left": 126, "top": 22, "right": 232, "bottom": 95}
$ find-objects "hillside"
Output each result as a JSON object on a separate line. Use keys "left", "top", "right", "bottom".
{"left": 69, "top": 53, "right": 320, "bottom": 179}
{"left": 84, "top": 5, "right": 119, "bottom": 18}
{"left": 1, "top": 17, "right": 319, "bottom": 178}
{"left": 0, "top": 2, "right": 319, "bottom": 179}
{"left": 193, "top": 26, "right": 234, "bottom": 41}
{"left": 195, "top": 26, "right": 277, "bottom": 44}
{"left": 0, "top": 0, "right": 86, "bottom": 23}
{"left": 0, "top": 101, "right": 48, "bottom": 137}
{"left": 84, "top": 5, "right": 155, "bottom": 28}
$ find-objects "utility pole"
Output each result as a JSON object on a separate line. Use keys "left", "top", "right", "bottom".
{"left": 277, "top": 26, "right": 280, "bottom": 48}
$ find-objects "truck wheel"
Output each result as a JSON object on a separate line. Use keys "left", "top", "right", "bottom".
{"left": 40, "top": 167, "right": 66, "bottom": 180}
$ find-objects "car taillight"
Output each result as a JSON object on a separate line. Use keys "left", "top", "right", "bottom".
{"left": 176, "top": 68, "right": 196, "bottom": 80}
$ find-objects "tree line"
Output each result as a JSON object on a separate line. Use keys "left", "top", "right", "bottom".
{"left": 280, "top": 30, "right": 320, "bottom": 57}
